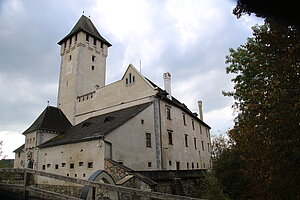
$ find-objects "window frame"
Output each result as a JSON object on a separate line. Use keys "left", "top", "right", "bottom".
{"left": 146, "top": 133, "right": 152, "bottom": 148}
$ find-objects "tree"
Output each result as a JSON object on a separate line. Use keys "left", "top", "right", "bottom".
{"left": 212, "top": 134, "right": 249, "bottom": 200}
{"left": 233, "top": 0, "right": 300, "bottom": 27}
{"left": 224, "top": 20, "right": 300, "bottom": 200}
{"left": 202, "top": 170, "right": 229, "bottom": 200}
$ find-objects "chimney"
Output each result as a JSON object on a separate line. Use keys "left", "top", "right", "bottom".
{"left": 198, "top": 101, "right": 203, "bottom": 121}
{"left": 163, "top": 72, "right": 172, "bottom": 100}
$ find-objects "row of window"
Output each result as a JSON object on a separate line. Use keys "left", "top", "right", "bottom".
{"left": 78, "top": 92, "right": 95, "bottom": 102}
{"left": 169, "top": 161, "right": 208, "bottom": 170}
{"left": 26, "top": 137, "right": 35, "bottom": 145}
{"left": 166, "top": 106, "right": 210, "bottom": 138}
{"left": 125, "top": 73, "right": 136, "bottom": 85}
{"left": 42, "top": 161, "right": 93, "bottom": 170}
{"left": 63, "top": 33, "right": 104, "bottom": 49}
{"left": 145, "top": 132, "right": 210, "bottom": 152}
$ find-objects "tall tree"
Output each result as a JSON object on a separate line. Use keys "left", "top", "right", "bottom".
{"left": 212, "top": 134, "right": 249, "bottom": 200}
{"left": 224, "top": 20, "right": 300, "bottom": 200}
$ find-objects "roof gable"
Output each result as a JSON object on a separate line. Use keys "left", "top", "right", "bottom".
{"left": 39, "top": 103, "right": 152, "bottom": 148}
{"left": 121, "top": 64, "right": 156, "bottom": 89}
{"left": 58, "top": 15, "right": 111, "bottom": 46}
{"left": 22, "top": 106, "right": 72, "bottom": 135}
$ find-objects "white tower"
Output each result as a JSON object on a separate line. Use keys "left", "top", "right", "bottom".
{"left": 57, "top": 15, "right": 111, "bottom": 124}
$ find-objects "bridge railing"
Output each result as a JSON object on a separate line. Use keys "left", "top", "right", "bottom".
{"left": 0, "top": 168, "right": 205, "bottom": 200}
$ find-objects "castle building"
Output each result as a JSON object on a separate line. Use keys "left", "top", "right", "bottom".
{"left": 14, "top": 15, "right": 211, "bottom": 183}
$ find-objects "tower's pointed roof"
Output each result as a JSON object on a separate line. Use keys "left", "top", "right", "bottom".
{"left": 58, "top": 15, "right": 111, "bottom": 47}
{"left": 22, "top": 106, "right": 72, "bottom": 135}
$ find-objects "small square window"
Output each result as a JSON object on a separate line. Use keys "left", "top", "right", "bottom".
{"left": 148, "top": 162, "right": 152, "bottom": 168}
{"left": 79, "top": 162, "right": 84, "bottom": 166}
{"left": 55, "top": 164, "right": 59, "bottom": 169}
{"left": 62, "top": 163, "right": 66, "bottom": 167}
{"left": 141, "top": 119, "right": 144, "bottom": 124}
{"left": 47, "top": 164, "right": 51, "bottom": 168}
{"left": 88, "top": 162, "right": 93, "bottom": 168}
{"left": 70, "top": 163, "right": 74, "bottom": 169}
{"left": 42, "top": 165, "right": 45, "bottom": 170}
{"left": 83, "top": 174, "right": 86, "bottom": 177}
{"left": 91, "top": 65, "right": 95, "bottom": 70}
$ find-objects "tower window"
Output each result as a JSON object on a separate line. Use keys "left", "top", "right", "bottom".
{"left": 75, "top": 34, "right": 77, "bottom": 42}
{"left": 192, "top": 120, "right": 195, "bottom": 130}
{"left": 93, "top": 38, "right": 97, "bottom": 45}
{"left": 55, "top": 164, "right": 59, "bottom": 169}
{"left": 148, "top": 162, "right": 152, "bottom": 168}
{"left": 91, "top": 65, "right": 95, "bottom": 70}
{"left": 100, "top": 41, "right": 103, "bottom": 49}
{"left": 201, "top": 141, "right": 204, "bottom": 151}
{"left": 86, "top": 34, "right": 89, "bottom": 42}
{"left": 194, "top": 138, "right": 197, "bottom": 149}
{"left": 92, "top": 55, "right": 96, "bottom": 62}
{"left": 183, "top": 114, "right": 186, "bottom": 126}
{"left": 69, "top": 38, "right": 72, "bottom": 46}
{"left": 69, "top": 55, "right": 72, "bottom": 61}
{"left": 146, "top": 133, "right": 151, "bottom": 147}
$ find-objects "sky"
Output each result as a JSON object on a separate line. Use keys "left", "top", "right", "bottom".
{"left": 0, "top": 0, "right": 262, "bottom": 159}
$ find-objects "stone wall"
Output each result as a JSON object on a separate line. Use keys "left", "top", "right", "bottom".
{"left": 136, "top": 169, "right": 206, "bottom": 198}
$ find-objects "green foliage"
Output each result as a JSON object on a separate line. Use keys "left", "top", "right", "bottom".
{"left": 213, "top": 147, "right": 249, "bottom": 200}
{"left": 202, "top": 170, "right": 230, "bottom": 200}
{"left": 225, "top": 20, "right": 300, "bottom": 200}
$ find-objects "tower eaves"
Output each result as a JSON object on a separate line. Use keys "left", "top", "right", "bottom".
{"left": 58, "top": 15, "right": 111, "bottom": 47}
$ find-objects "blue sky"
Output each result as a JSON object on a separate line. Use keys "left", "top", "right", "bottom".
{"left": 0, "top": 0, "right": 262, "bottom": 158}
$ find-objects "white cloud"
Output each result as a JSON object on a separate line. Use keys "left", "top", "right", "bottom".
{"left": 205, "top": 104, "right": 236, "bottom": 135}
{"left": 0, "top": 131, "right": 24, "bottom": 159}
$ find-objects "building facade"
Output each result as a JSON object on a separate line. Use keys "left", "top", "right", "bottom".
{"left": 14, "top": 15, "right": 212, "bottom": 184}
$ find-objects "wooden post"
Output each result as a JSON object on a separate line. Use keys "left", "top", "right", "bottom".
{"left": 23, "top": 171, "right": 30, "bottom": 200}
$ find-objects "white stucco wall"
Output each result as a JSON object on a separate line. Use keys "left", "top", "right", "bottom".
{"left": 105, "top": 103, "right": 158, "bottom": 170}
{"left": 37, "top": 139, "right": 105, "bottom": 185}
{"left": 159, "top": 100, "right": 212, "bottom": 170}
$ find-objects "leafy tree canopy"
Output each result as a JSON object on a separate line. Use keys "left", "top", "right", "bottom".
{"left": 224, "top": 20, "right": 300, "bottom": 200}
